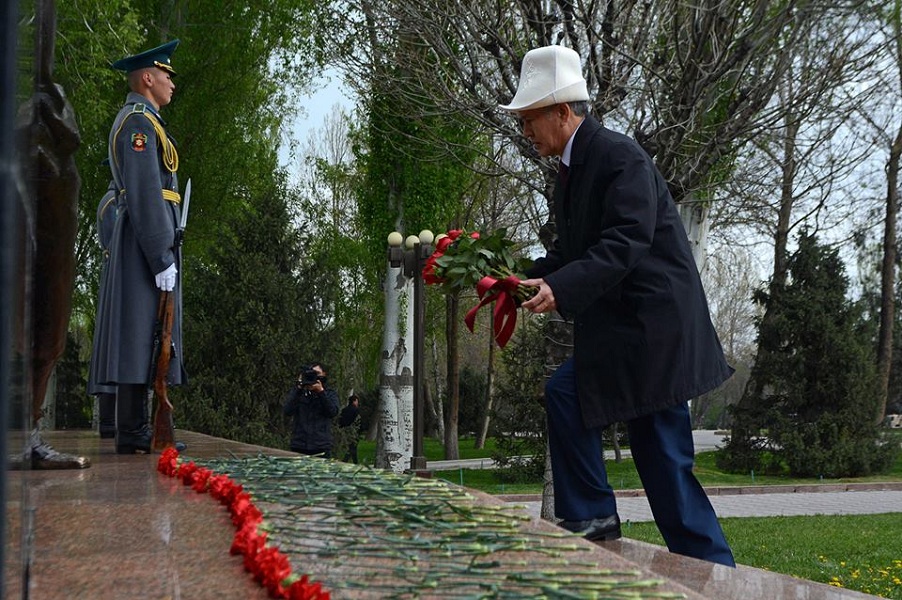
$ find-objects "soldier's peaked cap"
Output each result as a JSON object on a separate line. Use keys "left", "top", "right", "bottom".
{"left": 112, "top": 39, "right": 179, "bottom": 75}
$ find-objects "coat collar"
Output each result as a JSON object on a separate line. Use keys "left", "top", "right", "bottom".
{"left": 568, "top": 115, "right": 602, "bottom": 168}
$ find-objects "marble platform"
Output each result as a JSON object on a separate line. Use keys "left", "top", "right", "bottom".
{"left": 3, "top": 430, "right": 880, "bottom": 599}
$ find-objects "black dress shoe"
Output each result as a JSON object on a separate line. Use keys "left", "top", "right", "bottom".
{"left": 560, "top": 514, "right": 622, "bottom": 541}
{"left": 116, "top": 426, "right": 152, "bottom": 454}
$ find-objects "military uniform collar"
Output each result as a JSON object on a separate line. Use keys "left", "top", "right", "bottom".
{"left": 124, "top": 92, "right": 167, "bottom": 124}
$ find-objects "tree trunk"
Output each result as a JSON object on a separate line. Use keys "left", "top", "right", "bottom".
{"left": 677, "top": 199, "right": 709, "bottom": 273}
{"left": 377, "top": 262, "right": 414, "bottom": 473}
{"left": 429, "top": 336, "right": 445, "bottom": 439}
{"left": 443, "top": 292, "right": 460, "bottom": 459}
{"left": 540, "top": 431, "right": 555, "bottom": 522}
{"left": 877, "top": 122, "right": 902, "bottom": 424}
{"left": 422, "top": 381, "right": 438, "bottom": 438}
{"left": 475, "top": 308, "right": 495, "bottom": 449}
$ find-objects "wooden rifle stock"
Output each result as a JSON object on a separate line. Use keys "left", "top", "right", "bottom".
{"left": 151, "top": 290, "right": 176, "bottom": 451}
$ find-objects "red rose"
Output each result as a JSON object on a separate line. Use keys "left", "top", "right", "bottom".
{"left": 422, "top": 255, "right": 443, "bottom": 284}
{"left": 435, "top": 236, "right": 454, "bottom": 253}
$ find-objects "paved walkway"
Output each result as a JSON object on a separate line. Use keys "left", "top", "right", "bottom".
{"left": 428, "top": 431, "right": 902, "bottom": 523}
{"left": 533, "top": 488, "right": 902, "bottom": 523}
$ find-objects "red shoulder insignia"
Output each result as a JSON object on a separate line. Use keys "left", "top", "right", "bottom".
{"left": 131, "top": 132, "right": 148, "bottom": 152}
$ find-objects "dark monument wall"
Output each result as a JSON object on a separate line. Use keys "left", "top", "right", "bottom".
{"left": 4, "top": 0, "right": 81, "bottom": 595}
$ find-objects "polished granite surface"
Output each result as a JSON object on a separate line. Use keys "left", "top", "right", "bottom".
{"left": 3, "top": 430, "right": 881, "bottom": 599}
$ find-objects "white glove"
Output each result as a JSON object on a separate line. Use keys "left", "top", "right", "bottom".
{"left": 155, "top": 263, "right": 178, "bottom": 291}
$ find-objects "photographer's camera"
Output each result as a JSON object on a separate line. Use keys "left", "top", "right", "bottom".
{"left": 297, "top": 367, "right": 321, "bottom": 388}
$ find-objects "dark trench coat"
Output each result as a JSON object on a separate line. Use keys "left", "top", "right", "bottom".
{"left": 526, "top": 116, "right": 733, "bottom": 429}
{"left": 92, "top": 92, "right": 185, "bottom": 386}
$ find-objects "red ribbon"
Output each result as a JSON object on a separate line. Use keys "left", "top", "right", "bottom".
{"left": 464, "top": 275, "right": 521, "bottom": 348}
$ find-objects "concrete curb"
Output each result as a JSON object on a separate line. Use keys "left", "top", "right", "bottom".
{"left": 495, "top": 481, "right": 902, "bottom": 502}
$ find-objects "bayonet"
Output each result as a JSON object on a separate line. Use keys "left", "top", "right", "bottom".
{"left": 176, "top": 178, "right": 191, "bottom": 246}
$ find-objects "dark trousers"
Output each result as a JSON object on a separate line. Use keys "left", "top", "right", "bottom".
{"left": 545, "top": 357, "right": 735, "bottom": 567}
{"left": 98, "top": 391, "right": 116, "bottom": 433}
{"left": 343, "top": 443, "right": 358, "bottom": 464}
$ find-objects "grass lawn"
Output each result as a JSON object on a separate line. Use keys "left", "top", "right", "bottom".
{"left": 625, "top": 515, "right": 902, "bottom": 599}
{"left": 428, "top": 448, "right": 902, "bottom": 494}
{"left": 358, "top": 434, "right": 902, "bottom": 598}
{"left": 361, "top": 431, "right": 902, "bottom": 492}
{"left": 357, "top": 436, "right": 502, "bottom": 465}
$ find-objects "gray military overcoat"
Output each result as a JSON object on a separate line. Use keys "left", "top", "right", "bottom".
{"left": 93, "top": 92, "right": 185, "bottom": 386}
{"left": 526, "top": 116, "right": 732, "bottom": 429}
{"left": 87, "top": 180, "right": 118, "bottom": 395}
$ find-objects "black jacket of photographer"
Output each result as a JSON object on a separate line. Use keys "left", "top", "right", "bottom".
{"left": 283, "top": 381, "right": 340, "bottom": 454}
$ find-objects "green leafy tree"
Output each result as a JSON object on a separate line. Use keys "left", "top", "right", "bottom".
{"left": 721, "top": 232, "right": 899, "bottom": 477}
{"left": 55, "top": 0, "right": 144, "bottom": 347}
{"left": 353, "top": 64, "right": 481, "bottom": 460}
{"left": 293, "top": 138, "right": 382, "bottom": 396}
{"left": 490, "top": 316, "right": 547, "bottom": 482}
{"left": 179, "top": 182, "right": 320, "bottom": 448}
{"left": 53, "top": 333, "right": 92, "bottom": 430}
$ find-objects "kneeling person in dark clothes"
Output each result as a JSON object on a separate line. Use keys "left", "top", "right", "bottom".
{"left": 283, "top": 362, "right": 339, "bottom": 457}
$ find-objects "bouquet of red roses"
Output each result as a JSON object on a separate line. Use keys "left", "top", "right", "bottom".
{"left": 422, "top": 228, "right": 536, "bottom": 348}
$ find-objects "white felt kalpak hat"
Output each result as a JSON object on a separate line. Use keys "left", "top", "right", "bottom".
{"left": 499, "top": 45, "right": 589, "bottom": 112}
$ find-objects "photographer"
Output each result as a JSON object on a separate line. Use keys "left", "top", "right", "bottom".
{"left": 283, "top": 362, "right": 340, "bottom": 457}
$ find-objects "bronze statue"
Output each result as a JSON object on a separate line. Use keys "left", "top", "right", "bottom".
{"left": 10, "top": 0, "right": 89, "bottom": 470}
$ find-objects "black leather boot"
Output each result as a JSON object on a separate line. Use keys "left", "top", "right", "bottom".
{"left": 115, "top": 425, "right": 152, "bottom": 454}
{"left": 115, "top": 384, "right": 151, "bottom": 454}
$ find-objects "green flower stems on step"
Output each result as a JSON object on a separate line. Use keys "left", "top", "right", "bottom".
{"left": 186, "top": 455, "right": 685, "bottom": 599}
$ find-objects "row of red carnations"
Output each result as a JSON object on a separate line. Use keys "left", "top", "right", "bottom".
{"left": 157, "top": 448, "right": 329, "bottom": 600}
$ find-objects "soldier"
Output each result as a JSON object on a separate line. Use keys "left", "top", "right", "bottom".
{"left": 87, "top": 177, "right": 118, "bottom": 439}
{"left": 93, "top": 40, "right": 187, "bottom": 454}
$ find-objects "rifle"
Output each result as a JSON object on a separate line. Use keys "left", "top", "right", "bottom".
{"left": 151, "top": 290, "right": 176, "bottom": 451}
{"left": 151, "top": 179, "right": 190, "bottom": 452}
